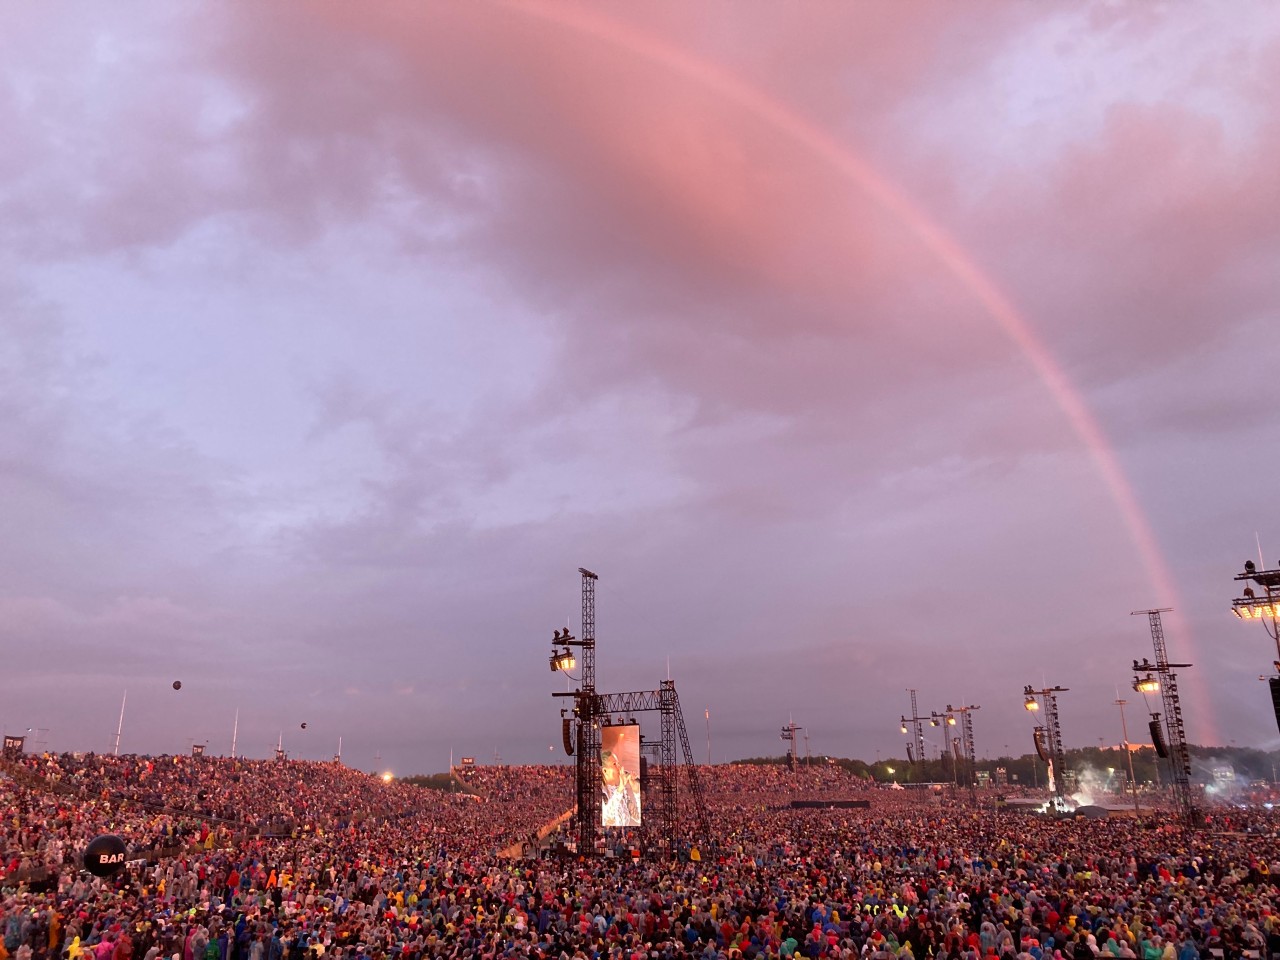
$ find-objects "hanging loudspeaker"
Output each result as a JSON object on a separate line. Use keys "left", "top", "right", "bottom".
{"left": 1033, "top": 728, "right": 1050, "bottom": 764}
{"left": 562, "top": 718, "right": 575, "bottom": 756}
{"left": 906, "top": 742, "right": 915, "bottom": 764}
{"left": 1269, "top": 676, "right": 1280, "bottom": 736}
{"left": 1149, "top": 719, "right": 1169, "bottom": 759}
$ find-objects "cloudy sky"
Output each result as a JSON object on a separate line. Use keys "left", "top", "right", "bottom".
{"left": 2, "top": 1, "right": 1279, "bottom": 775}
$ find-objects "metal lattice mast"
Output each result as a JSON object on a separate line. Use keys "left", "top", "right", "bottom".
{"left": 549, "top": 568, "right": 712, "bottom": 857}
{"left": 1132, "top": 608, "right": 1195, "bottom": 824}
{"left": 576, "top": 568, "right": 600, "bottom": 853}
{"left": 669, "top": 682, "right": 712, "bottom": 842}
{"left": 961, "top": 709, "right": 977, "bottom": 779}
{"left": 910, "top": 689, "right": 925, "bottom": 764}
{"left": 946, "top": 704, "right": 980, "bottom": 793}
{"left": 1023, "top": 685, "right": 1069, "bottom": 803}
{"left": 659, "top": 681, "right": 679, "bottom": 845}
{"left": 590, "top": 684, "right": 710, "bottom": 853}
{"left": 1045, "top": 691, "right": 1066, "bottom": 796}
{"left": 900, "top": 690, "right": 930, "bottom": 768}
{"left": 779, "top": 719, "right": 802, "bottom": 769}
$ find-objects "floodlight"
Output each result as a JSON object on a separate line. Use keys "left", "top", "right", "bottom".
{"left": 1133, "top": 675, "right": 1159, "bottom": 694}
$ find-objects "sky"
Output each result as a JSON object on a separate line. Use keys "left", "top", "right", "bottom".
{"left": 2, "top": 1, "right": 1279, "bottom": 776}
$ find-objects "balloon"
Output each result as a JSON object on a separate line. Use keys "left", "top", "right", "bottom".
{"left": 300, "top": 722, "right": 307, "bottom": 730}
{"left": 84, "top": 834, "right": 128, "bottom": 877}
{"left": 172, "top": 681, "right": 182, "bottom": 691}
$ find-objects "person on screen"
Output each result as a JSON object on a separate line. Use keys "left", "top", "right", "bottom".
{"left": 601, "top": 746, "right": 640, "bottom": 826}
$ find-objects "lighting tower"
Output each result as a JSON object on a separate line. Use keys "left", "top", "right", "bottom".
{"left": 550, "top": 568, "right": 600, "bottom": 854}
{"left": 1231, "top": 561, "right": 1280, "bottom": 732}
{"left": 946, "top": 704, "right": 981, "bottom": 793}
{"left": 929, "top": 711, "right": 959, "bottom": 784}
{"left": 779, "top": 719, "right": 803, "bottom": 770}
{"left": 1131, "top": 607, "right": 1196, "bottom": 825}
{"left": 899, "top": 689, "right": 928, "bottom": 767}
{"left": 1023, "top": 684, "right": 1069, "bottom": 804}
{"left": 1232, "top": 561, "right": 1280, "bottom": 651}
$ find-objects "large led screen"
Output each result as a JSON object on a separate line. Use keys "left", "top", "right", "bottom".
{"left": 600, "top": 724, "right": 641, "bottom": 827}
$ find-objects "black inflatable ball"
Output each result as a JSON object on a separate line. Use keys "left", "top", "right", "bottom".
{"left": 84, "top": 834, "right": 128, "bottom": 877}
{"left": 300, "top": 722, "right": 307, "bottom": 730}
{"left": 172, "top": 680, "right": 182, "bottom": 691}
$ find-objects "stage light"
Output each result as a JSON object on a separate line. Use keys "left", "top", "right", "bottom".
{"left": 947, "top": 716, "right": 957, "bottom": 726}
{"left": 549, "top": 649, "right": 577, "bottom": 672}
{"left": 900, "top": 723, "right": 908, "bottom": 734}
{"left": 1024, "top": 697, "right": 1039, "bottom": 712}
{"left": 381, "top": 772, "right": 393, "bottom": 783}
{"left": 930, "top": 718, "right": 939, "bottom": 727}
{"left": 1233, "top": 601, "right": 1280, "bottom": 620}
{"left": 1246, "top": 560, "right": 1257, "bottom": 574}
{"left": 1133, "top": 675, "right": 1159, "bottom": 694}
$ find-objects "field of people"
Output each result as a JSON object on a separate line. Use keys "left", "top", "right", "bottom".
{"left": 4, "top": 754, "right": 1280, "bottom": 960}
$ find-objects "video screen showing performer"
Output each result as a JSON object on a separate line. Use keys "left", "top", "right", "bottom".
{"left": 600, "top": 724, "right": 641, "bottom": 827}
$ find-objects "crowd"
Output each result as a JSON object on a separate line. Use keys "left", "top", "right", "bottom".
{"left": 4, "top": 754, "right": 1280, "bottom": 960}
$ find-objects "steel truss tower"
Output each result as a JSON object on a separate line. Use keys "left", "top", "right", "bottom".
{"left": 779, "top": 719, "right": 803, "bottom": 769}
{"left": 590, "top": 684, "right": 711, "bottom": 850}
{"left": 1024, "top": 685, "right": 1069, "bottom": 804}
{"left": 575, "top": 569, "right": 600, "bottom": 853}
{"left": 551, "top": 568, "right": 710, "bottom": 855}
{"left": 900, "top": 689, "right": 928, "bottom": 766}
{"left": 1132, "top": 607, "right": 1196, "bottom": 825}
{"left": 945, "top": 704, "right": 980, "bottom": 792}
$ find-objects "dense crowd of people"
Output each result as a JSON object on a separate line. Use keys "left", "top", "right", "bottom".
{"left": 4, "top": 753, "right": 1280, "bottom": 960}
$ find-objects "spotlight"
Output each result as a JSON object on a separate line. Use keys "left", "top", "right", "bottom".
{"left": 1133, "top": 674, "right": 1160, "bottom": 694}
{"left": 1024, "top": 697, "right": 1039, "bottom": 712}
{"left": 549, "top": 649, "right": 577, "bottom": 672}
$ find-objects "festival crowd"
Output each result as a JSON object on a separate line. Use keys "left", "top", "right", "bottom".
{"left": 4, "top": 753, "right": 1280, "bottom": 960}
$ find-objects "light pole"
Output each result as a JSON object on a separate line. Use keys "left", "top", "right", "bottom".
{"left": 1114, "top": 698, "right": 1140, "bottom": 813}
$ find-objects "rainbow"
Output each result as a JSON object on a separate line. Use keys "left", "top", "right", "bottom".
{"left": 497, "top": 2, "right": 1214, "bottom": 741}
